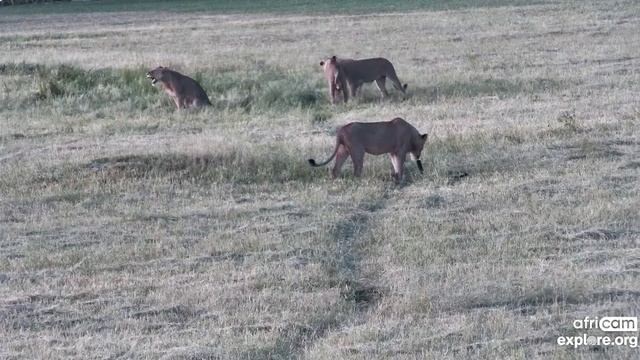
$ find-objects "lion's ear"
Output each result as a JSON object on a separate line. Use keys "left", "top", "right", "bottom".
{"left": 319, "top": 61, "right": 325, "bottom": 66}
{"left": 330, "top": 56, "right": 337, "bottom": 63}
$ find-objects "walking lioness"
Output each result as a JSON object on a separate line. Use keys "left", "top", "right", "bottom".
{"left": 146, "top": 66, "right": 211, "bottom": 109}
{"left": 308, "top": 117, "right": 428, "bottom": 182}
{"left": 320, "top": 56, "right": 407, "bottom": 104}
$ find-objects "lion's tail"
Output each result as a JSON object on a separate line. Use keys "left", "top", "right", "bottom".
{"left": 308, "top": 139, "right": 340, "bottom": 167}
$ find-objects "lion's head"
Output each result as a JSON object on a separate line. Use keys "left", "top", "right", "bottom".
{"left": 146, "top": 66, "right": 170, "bottom": 86}
{"left": 412, "top": 133, "right": 429, "bottom": 173}
{"left": 320, "top": 56, "right": 343, "bottom": 90}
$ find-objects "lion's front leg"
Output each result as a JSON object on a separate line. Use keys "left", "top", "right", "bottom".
{"left": 375, "top": 77, "right": 389, "bottom": 99}
{"left": 350, "top": 147, "right": 365, "bottom": 177}
{"left": 329, "top": 82, "right": 338, "bottom": 104}
{"left": 171, "top": 96, "right": 182, "bottom": 109}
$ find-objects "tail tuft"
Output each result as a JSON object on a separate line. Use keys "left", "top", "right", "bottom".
{"left": 308, "top": 159, "right": 317, "bottom": 166}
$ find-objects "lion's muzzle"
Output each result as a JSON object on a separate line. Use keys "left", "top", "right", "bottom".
{"left": 146, "top": 73, "right": 157, "bottom": 86}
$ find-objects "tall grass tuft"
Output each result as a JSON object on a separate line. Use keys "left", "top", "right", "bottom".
{"left": 203, "top": 64, "right": 325, "bottom": 112}
{"left": 4, "top": 62, "right": 329, "bottom": 113}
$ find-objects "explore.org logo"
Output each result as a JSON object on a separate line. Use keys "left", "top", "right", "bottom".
{"left": 557, "top": 316, "right": 638, "bottom": 349}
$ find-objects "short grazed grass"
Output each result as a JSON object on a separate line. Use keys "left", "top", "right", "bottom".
{"left": 1, "top": 1, "right": 639, "bottom": 359}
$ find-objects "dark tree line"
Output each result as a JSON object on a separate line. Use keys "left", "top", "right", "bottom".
{"left": 1, "top": 0, "right": 71, "bottom": 6}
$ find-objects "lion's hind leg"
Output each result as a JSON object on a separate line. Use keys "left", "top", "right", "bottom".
{"left": 350, "top": 147, "right": 365, "bottom": 177}
{"left": 194, "top": 97, "right": 210, "bottom": 108}
{"left": 389, "top": 154, "right": 400, "bottom": 181}
{"left": 331, "top": 145, "right": 349, "bottom": 179}
{"left": 390, "top": 153, "right": 405, "bottom": 183}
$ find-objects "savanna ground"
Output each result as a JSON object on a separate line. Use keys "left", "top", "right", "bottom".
{"left": 1, "top": 0, "right": 639, "bottom": 359}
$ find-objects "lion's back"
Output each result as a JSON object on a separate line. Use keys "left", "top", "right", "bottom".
{"left": 340, "top": 58, "right": 394, "bottom": 81}
{"left": 170, "top": 72, "right": 211, "bottom": 104}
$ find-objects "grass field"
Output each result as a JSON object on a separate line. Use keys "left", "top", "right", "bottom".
{"left": 0, "top": 0, "right": 543, "bottom": 15}
{"left": 1, "top": 0, "right": 639, "bottom": 359}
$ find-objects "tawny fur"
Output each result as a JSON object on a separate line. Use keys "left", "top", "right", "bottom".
{"left": 308, "top": 117, "right": 428, "bottom": 183}
{"left": 146, "top": 66, "right": 211, "bottom": 109}
{"left": 320, "top": 56, "right": 407, "bottom": 104}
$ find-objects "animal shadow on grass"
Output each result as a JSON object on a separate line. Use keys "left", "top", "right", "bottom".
{"left": 85, "top": 152, "right": 318, "bottom": 184}
{"left": 343, "top": 86, "right": 407, "bottom": 105}
{"left": 447, "top": 170, "right": 469, "bottom": 185}
{"left": 87, "top": 154, "right": 214, "bottom": 175}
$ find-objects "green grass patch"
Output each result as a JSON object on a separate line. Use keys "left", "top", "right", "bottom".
{"left": 1, "top": 62, "right": 328, "bottom": 115}
{"left": 1, "top": 62, "right": 156, "bottom": 113}
{"left": 1, "top": 63, "right": 565, "bottom": 123}
{"left": 202, "top": 64, "right": 325, "bottom": 113}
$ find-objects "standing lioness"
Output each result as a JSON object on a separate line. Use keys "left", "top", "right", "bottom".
{"left": 308, "top": 117, "right": 428, "bottom": 182}
{"left": 146, "top": 66, "right": 211, "bottom": 109}
{"left": 320, "top": 56, "right": 407, "bottom": 104}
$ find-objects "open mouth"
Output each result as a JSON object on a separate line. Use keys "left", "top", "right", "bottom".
{"left": 145, "top": 73, "right": 157, "bottom": 86}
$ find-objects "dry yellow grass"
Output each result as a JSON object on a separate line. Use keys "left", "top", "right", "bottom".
{"left": 1, "top": 1, "right": 639, "bottom": 359}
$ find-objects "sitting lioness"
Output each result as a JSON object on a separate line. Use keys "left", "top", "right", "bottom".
{"left": 308, "top": 117, "right": 427, "bottom": 183}
{"left": 319, "top": 56, "right": 407, "bottom": 104}
{"left": 146, "top": 66, "right": 211, "bottom": 109}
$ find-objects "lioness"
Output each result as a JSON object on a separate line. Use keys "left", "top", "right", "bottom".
{"left": 146, "top": 66, "right": 211, "bottom": 109}
{"left": 319, "top": 56, "right": 407, "bottom": 104}
{"left": 308, "top": 117, "right": 427, "bottom": 182}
